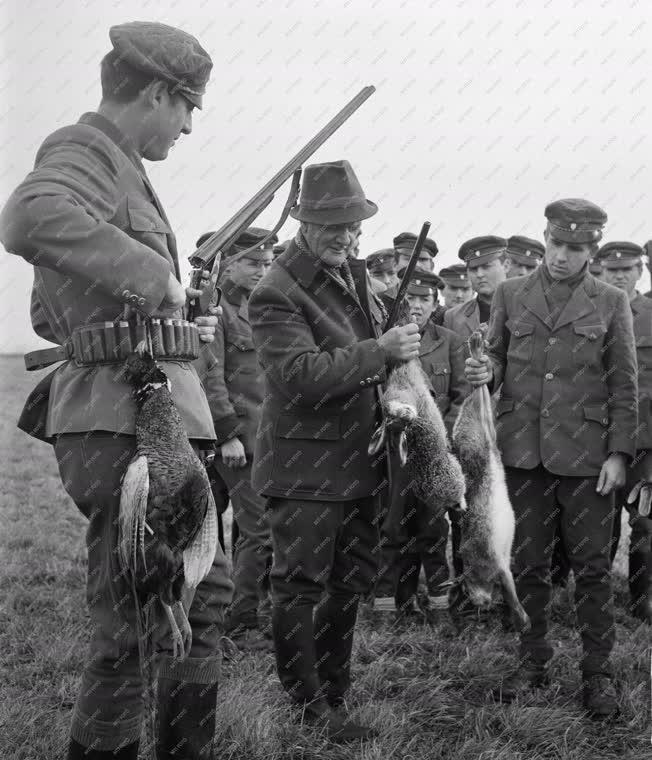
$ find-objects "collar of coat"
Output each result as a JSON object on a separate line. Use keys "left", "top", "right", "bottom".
{"left": 280, "top": 238, "right": 368, "bottom": 290}
{"left": 512, "top": 265, "right": 600, "bottom": 330}
{"left": 419, "top": 320, "right": 444, "bottom": 354}
{"left": 78, "top": 112, "right": 144, "bottom": 171}
{"left": 221, "top": 278, "right": 250, "bottom": 307}
{"left": 631, "top": 291, "right": 652, "bottom": 315}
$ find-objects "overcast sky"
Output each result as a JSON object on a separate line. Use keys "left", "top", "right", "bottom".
{"left": 1, "top": 0, "right": 650, "bottom": 352}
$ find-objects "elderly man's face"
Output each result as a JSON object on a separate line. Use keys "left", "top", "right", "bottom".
{"left": 543, "top": 230, "right": 594, "bottom": 280}
{"left": 301, "top": 221, "right": 361, "bottom": 266}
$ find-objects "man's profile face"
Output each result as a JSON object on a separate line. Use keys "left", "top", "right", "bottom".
{"left": 396, "top": 250, "right": 433, "bottom": 272}
{"left": 141, "top": 86, "right": 194, "bottom": 162}
{"left": 467, "top": 258, "right": 508, "bottom": 296}
{"left": 302, "top": 221, "right": 361, "bottom": 266}
{"left": 406, "top": 293, "right": 436, "bottom": 329}
{"left": 506, "top": 256, "right": 538, "bottom": 279}
{"left": 543, "top": 231, "right": 593, "bottom": 281}
{"left": 229, "top": 252, "right": 274, "bottom": 292}
{"left": 442, "top": 282, "right": 473, "bottom": 307}
{"left": 601, "top": 262, "right": 642, "bottom": 297}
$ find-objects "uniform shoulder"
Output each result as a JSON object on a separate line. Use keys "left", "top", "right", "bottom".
{"left": 444, "top": 298, "right": 473, "bottom": 319}
{"left": 434, "top": 322, "right": 461, "bottom": 343}
{"left": 36, "top": 121, "right": 122, "bottom": 170}
{"left": 632, "top": 292, "right": 652, "bottom": 312}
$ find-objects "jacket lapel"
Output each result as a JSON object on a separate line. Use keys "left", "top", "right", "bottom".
{"left": 551, "top": 277, "right": 597, "bottom": 330}
{"left": 419, "top": 322, "right": 444, "bottom": 356}
{"left": 519, "top": 270, "right": 553, "bottom": 327}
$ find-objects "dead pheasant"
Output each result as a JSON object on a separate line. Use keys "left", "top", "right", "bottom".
{"left": 118, "top": 346, "right": 218, "bottom": 753}
{"left": 451, "top": 330, "right": 529, "bottom": 631}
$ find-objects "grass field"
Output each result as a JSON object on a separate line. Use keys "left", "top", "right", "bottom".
{"left": 0, "top": 354, "right": 650, "bottom": 760}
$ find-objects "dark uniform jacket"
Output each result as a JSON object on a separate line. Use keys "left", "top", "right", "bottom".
{"left": 199, "top": 279, "right": 265, "bottom": 456}
{"left": 418, "top": 321, "right": 469, "bottom": 433}
{"left": 443, "top": 297, "right": 480, "bottom": 337}
{"left": 487, "top": 268, "right": 638, "bottom": 476}
{"left": 631, "top": 292, "right": 652, "bottom": 452}
{"left": 249, "top": 241, "right": 388, "bottom": 501}
{"left": 0, "top": 112, "right": 214, "bottom": 439}
{"left": 429, "top": 303, "right": 447, "bottom": 327}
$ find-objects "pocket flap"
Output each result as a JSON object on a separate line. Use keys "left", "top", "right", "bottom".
{"left": 506, "top": 320, "right": 534, "bottom": 338}
{"left": 227, "top": 333, "right": 254, "bottom": 351}
{"left": 495, "top": 398, "right": 514, "bottom": 416}
{"left": 127, "top": 198, "right": 171, "bottom": 234}
{"left": 276, "top": 415, "right": 340, "bottom": 440}
{"left": 429, "top": 363, "right": 450, "bottom": 376}
{"left": 636, "top": 335, "right": 652, "bottom": 348}
{"left": 574, "top": 324, "right": 607, "bottom": 340}
{"left": 583, "top": 405, "right": 609, "bottom": 426}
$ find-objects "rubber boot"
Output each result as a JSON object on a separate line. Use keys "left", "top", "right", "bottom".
{"left": 67, "top": 739, "right": 139, "bottom": 759}
{"left": 156, "top": 659, "right": 219, "bottom": 759}
{"left": 314, "top": 592, "right": 360, "bottom": 704}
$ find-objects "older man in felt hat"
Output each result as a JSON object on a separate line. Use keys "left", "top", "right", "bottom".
{"left": 597, "top": 241, "right": 652, "bottom": 623}
{"left": 194, "top": 227, "right": 277, "bottom": 650}
{"left": 0, "top": 22, "right": 232, "bottom": 760}
{"left": 505, "top": 235, "right": 544, "bottom": 278}
{"left": 466, "top": 199, "right": 638, "bottom": 718}
{"left": 394, "top": 231, "right": 439, "bottom": 272}
{"left": 249, "top": 160, "right": 420, "bottom": 742}
{"left": 443, "top": 236, "right": 510, "bottom": 337}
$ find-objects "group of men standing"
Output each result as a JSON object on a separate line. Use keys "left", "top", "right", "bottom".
{"left": 1, "top": 18, "right": 651, "bottom": 758}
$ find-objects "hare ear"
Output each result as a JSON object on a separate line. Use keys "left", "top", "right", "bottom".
{"left": 368, "top": 421, "right": 386, "bottom": 455}
{"left": 398, "top": 430, "right": 408, "bottom": 465}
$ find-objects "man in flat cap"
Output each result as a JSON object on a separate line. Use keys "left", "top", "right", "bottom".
{"left": 367, "top": 248, "right": 400, "bottom": 296}
{"left": 466, "top": 199, "right": 638, "bottom": 718}
{"left": 249, "top": 160, "right": 420, "bottom": 742}
{"left": 195, "top": 227, "right": 277, "bottom": 651}
{"left": 597, "top": 241, "right": 652, "bottom": 623}
{"left": 438, "top": 265, "right": 474, "bottom": 309}
{"left": 505, "top": 235, "right": 544, "bottom": 278}
{"left": 376, "top": 269, "right": 470, "bottom": 620}
{"left": 394, "top": 231, "right": 439, "bottom": 273}
{"left": 0, "top": 22, "right": 231, "bottom": 760}
{"left": 443, "top": 236, "right": 509, "bottom": 337}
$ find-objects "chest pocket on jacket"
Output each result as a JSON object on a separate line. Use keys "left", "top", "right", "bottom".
{"left": 424, "top": 362, "right": 451, "bottom": 397}
{"left": 636, "top": 335, "right": 652, "bottom": 373}
{"left": 506, "top": 320, "right": 535, "bottom": 362}
{"left": 572, "top": 324, "right": 607, "bottom": 369}
{"left": 127, "top": 198, "right": 171, "bottom": 235}
{"left": 225, "top": 332, "right": 257, "bottom": 380}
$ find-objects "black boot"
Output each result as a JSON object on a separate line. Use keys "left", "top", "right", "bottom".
{"left": 67, "top": 739, "right": 139, "bottom": 759}
{"left": 314, "top": 592, "right": 360, "bottom": 704}
{"left": 492, "top": 665, "right": 549, "bottom": 703}
{"left": 156, "top": 658, "right": 219, "bottom": 759}
{"left": 629, "top": 546, "right": 652, "bottom": 623}
{"left": 273, "top": 601, "right": 322, "bottom": 703}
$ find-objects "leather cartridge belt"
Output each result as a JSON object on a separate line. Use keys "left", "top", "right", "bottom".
{"left": 24, "top": 319, "right": 201, "bottom": 371}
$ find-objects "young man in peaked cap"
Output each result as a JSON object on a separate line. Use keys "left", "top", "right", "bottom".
{"left": 367, "top": 248, "right": 400, "bottom": 295}
{"left": 0, "top": 22, "right": 233, "bottom": 759}
{"left": 466, "top": 199, "right": 638, "bottom": 718}
{"left": 249, "top": 160, "right": 420, "bottom": 742}
{"left": 394, "top": 231, "right": 439, "bottom": 272}
{"left": 443, "top": 236, "right": 509, "bottom": 337}
{"left": 597, "top": 241, "right": 652, "bottom": 623}
{"left": 438, "top": 264, "right": 474, "bottom": 308}
{"left": 505, "top": 235, "right": 544, "bottom": 278}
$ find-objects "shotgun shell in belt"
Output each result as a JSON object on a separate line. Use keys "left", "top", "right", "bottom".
{"left": 134, "top": 319, "right": 146, "bottom": 350}
{"left": 117, "top": 321, "right": 132, "bottom": 359}
{"left": 89, "top": 325, "right": 105, "bottom": 362}
{"left": 182, "top": 321, "right": 192, "bottom": 357}
{"left": 79, "top": 326, "right": 94, "bottom": 363}
{"left": 173, "top": 320, "right": 184, "bottom": 356}
{"left": 150, "top": 319, "right": 163, "bottom": 357}
{"left": 72, "top": 328, "right": 84, "bottom": 364}
{"left": 163, "top": 319, "right": 175, "bottom": 355}
{"left": 189, "top": 322, "right": 199, "bottom": 355}
{"left": 104, "top": 321, "right": 117, "bottom": 360}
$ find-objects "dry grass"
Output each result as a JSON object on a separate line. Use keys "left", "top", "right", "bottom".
{"left": 0, "top": 355, "right": 650, "bottom": 760}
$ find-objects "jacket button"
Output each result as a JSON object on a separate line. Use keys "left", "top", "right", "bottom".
{"left": 122, "top": 289, "right": 130, "bottom": 298}
{"left": 602, "top": 417, "right": 609, "bottom": 424}
{"left": 590, "top": 333, "right": 596, "bottom": 340}
{"left": 138, "top": 297, "right": 146, "bottom": 307}
{"left": 541, "top": 409, "right": 550, "bottom": 418}
{"left": 545, "top": 372, "right": 554, "bottom": 380}
{"left": 514, "top": 330, "right": 520, "bottom": 337}
{"left": 360, "top": 381, "right": 365, "bottom": 387}
{"left": 366, "top": 377, "right": 372, "bottom": 384}
{"left": 373, "top": 374, "right": 380, "bottom": 381}
{"left": 548, "top": 337, "right": 557, "bottom": 345}
{"left": 130, "top": 294, "right": 139, "bottom": 303}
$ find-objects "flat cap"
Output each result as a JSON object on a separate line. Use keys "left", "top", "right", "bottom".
{"left": 438, "top": 264, "right": 470, "bottom": 288}
{"left": 458, "top": 235, "right": 508, "bottom": 268}
{"left": 393, "top": 232, "right": 439, "bottom": 257}
{"left": 544, "top": 198, "right": 607, "bottom": 244}
{"left": 195, "top": 227, "right": 276, "bottom": 260}
{"left": 506, "top": 235, "right": 544, "bottom": 266}
{"left": 397, "top": 266, "right": 443, "bottom": 297}
{"left": 109, "top": 22, "right": 212, "bottom": 109}
{"left": 596, "top": 241, "right": 644, "bottom": 268}
{"left": 366, "top": 248, "right": 397, "bottom": 274}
